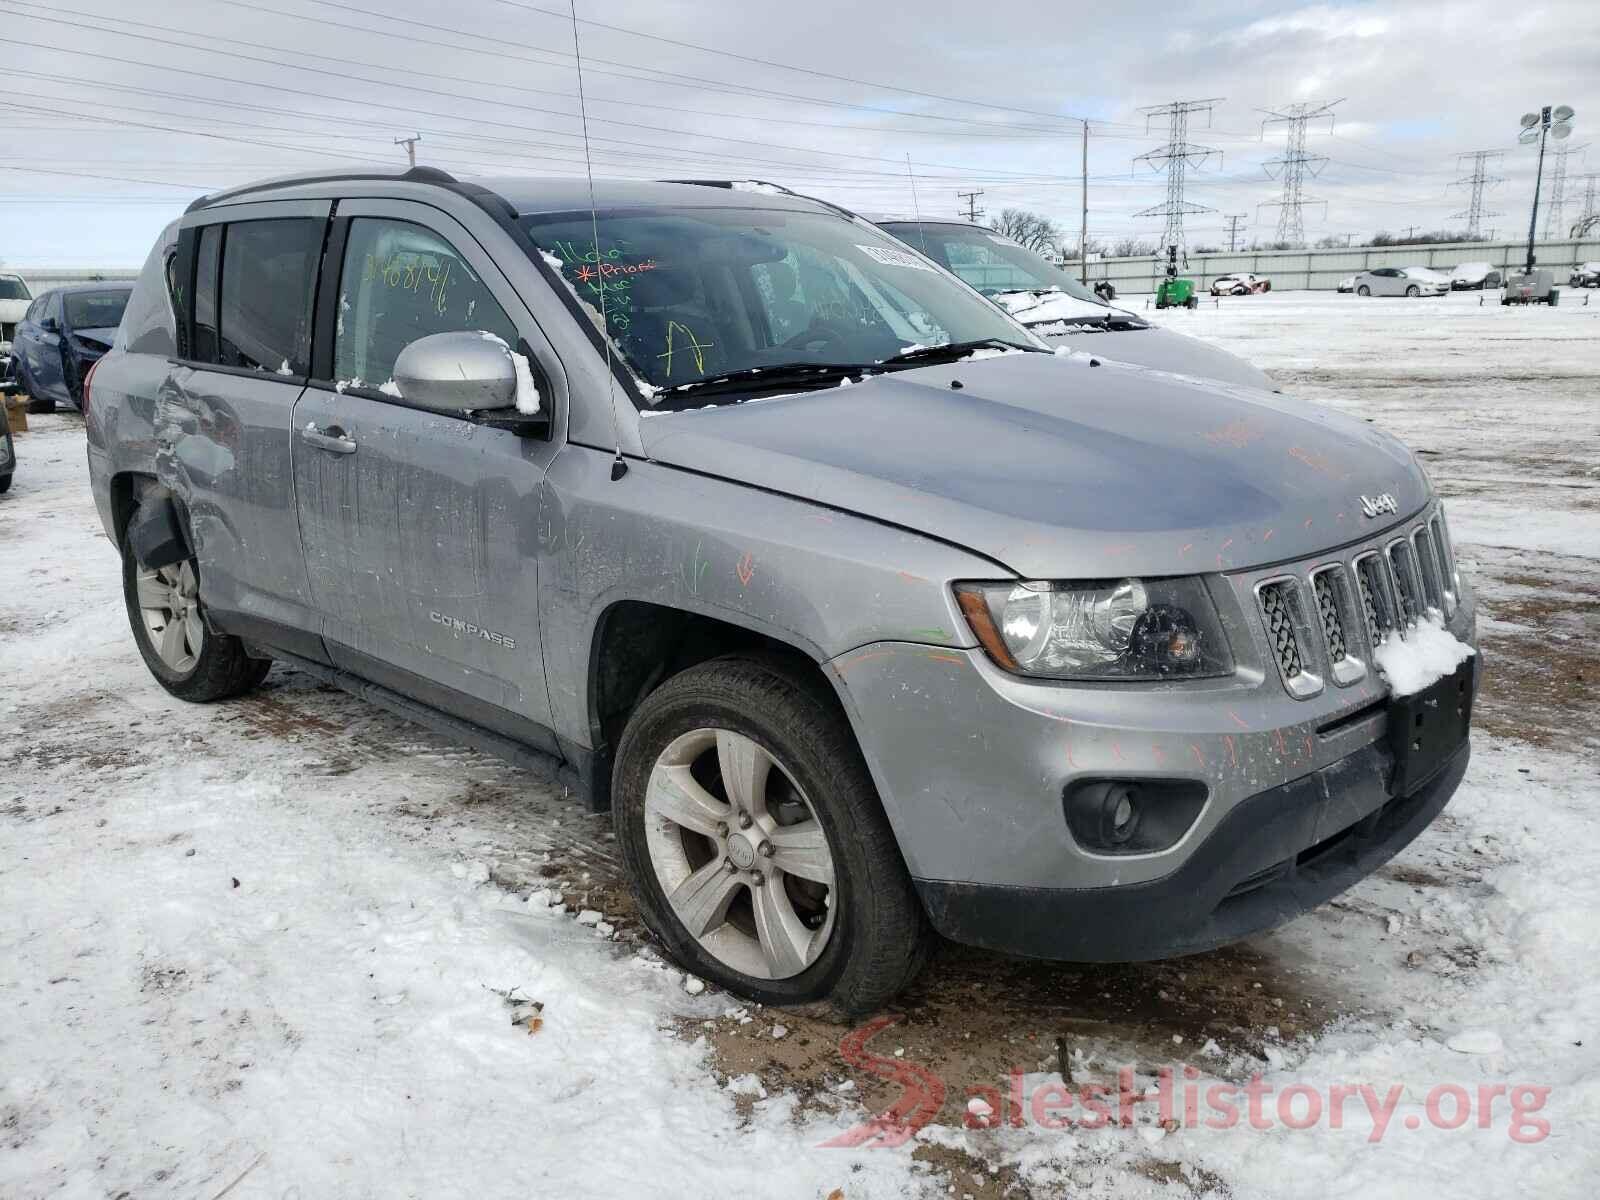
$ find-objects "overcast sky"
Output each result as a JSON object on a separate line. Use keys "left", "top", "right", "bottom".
{"left": 1, "top": 0, "right": 1595, "bottom": 268}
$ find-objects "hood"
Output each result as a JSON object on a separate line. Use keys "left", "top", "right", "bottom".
{"left": 72, "top": 326, "right": 118, "bottom": 350}
{"left": 640, "top": 353, "right": 1429, "bottom": 579}
{"left": 994, "top": 289, "right": 1110, "bottom": 324}
{"left": 1037, "top": 324, "right": 1276, "bottom": 393}
{"left": 0, "top": 299, "right": 29, "bottom": 323}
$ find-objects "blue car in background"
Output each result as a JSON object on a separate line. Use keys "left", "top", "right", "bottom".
{"left": 13, "top": 283, "right": 133, "bottom": 413}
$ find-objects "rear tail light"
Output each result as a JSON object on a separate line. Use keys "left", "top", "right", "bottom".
{"left": 81, "top": 356, "right": 104, "bottom": 420}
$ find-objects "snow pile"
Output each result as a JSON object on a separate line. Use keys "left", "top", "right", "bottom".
{"left": 479, "top": 332, "right": 541, "bottom": 415}
{"left": 729, "top": 181, "right": 784, "bottom": 195}
{"left": 1373, "top": 618, "right": 1474, "bottom": 696}
{"left": 995, "top": 289, "right": 1108, "bottom": 324}
{"left": 377, "top": 378, "right": 402, "bottom": 398}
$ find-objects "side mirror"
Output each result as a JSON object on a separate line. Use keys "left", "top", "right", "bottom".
{"left": 391, "top": 330, "right": 518, "bottom": 415}
{"left": 39, "top": 316, "right": 59, "bottom": 333}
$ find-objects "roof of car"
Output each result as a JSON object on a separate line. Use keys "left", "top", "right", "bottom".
{"left": 187, "top": 165, "right": 849, "bottom": 219}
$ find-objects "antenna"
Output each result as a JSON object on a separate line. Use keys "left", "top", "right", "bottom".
{"left": 568, "top": 0, "right": 627, "bottom": 482}
{"left": 905, "top": 154, "right": 929, "bottom": 253}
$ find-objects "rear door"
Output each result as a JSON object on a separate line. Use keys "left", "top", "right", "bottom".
{"left": 159, "top": 200, "right": 330, "bottom": 660}
{"left": 291, "top": 200, "right": 563, "bottom": 745}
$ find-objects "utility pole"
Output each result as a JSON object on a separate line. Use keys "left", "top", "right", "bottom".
{"left": 1449, "top": 150, "right": 1505, "bottom": 238}
{"left": 1517, "top": 105, "right": 1577, "bottom": 272}
{"left": 956, "top": 189, "right": 985, "bottom": 222}
{"left": 1402, "top": 225, "right": 1419, "bottom": 240}
{"left": 1257, "top": 99, "right": 1341, "bottom": 246}
{"left": 1080, "top": 121, "right": 1089, "bottom": 284}
{"left": 1133, "top": 98, "right": 1224, "bottom": 269}
{"left": 1541, "top": 142, "right": 1587, "bottom": 239}
{"left": 394, "top": 133, "right": 421, "bottom": 167}
{"left": 1222, "top": 213, "right": 1248, "bottom": 251}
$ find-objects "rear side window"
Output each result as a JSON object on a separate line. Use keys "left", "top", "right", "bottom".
{"left": 333, "top": 217, "right": 517, "bottom": 387}
{"left": 217, "top": 219, "right": 323, "bottom": 374}
{"left": 193, "top": 225, "right": 222, "bottom": 363}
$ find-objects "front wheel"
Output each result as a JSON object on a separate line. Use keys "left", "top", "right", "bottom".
{"left": 614, "top": 656, "right": 933, "bottom": 1015}
{"left": 1357, "top": 285, "right": 1371, "bottom": 297}
{"left": 1405, "top": 285, "right": 1420, "bottom": 297}
{"left": 0, "top": 473, "right": 10, "bottom": 495}
{"left": 122, "top": 505, "right": 271, "bottom": 701}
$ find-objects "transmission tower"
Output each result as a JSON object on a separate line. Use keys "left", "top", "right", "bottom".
{"left": 1223, "top": 213, "right": 1248, "bottom": 251}
{"left": 1573, "top": 174, "right": 1600, "bottom": 236}
{"left": 956, "top": 189, "right": 985, "bottom": 222}
{"left": 1449, "top": 150, "right": 1505, "bottom": 238}
{"left": 1256, "top": 99, "right": 1342, "bottom": 246}
{"left": 1133, "top": 98, "right": 1224, "bottom": 262}
{"left": 1543, "top": 143, "right": 1587, "bottom": 238}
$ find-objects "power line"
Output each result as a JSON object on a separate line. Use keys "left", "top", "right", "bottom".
{"left": 1132, "top": 97, "right": 1224, "bottom": 260}
{"left": 1257, "top": 99, "right": 1341, "bottom": 245}
{"left": 1448, "top": 150, "right": 1504, "bottom": 238}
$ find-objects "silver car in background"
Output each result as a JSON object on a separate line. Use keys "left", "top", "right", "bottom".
{"left": 1351, "top": 266, "right": 1451, "bottom": 297}
{"left": 876, "top": 218, "right": 1277, "bottom": 392}
{"left": 87, "top": 169, "right": 1477, "bottom": 1014}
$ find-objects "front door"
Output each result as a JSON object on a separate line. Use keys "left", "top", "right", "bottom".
{"left": 157, "top": 203, "right": 329, "bottom": 658}
{"left": 291, "top": 203, "right": 561, "bottom": 744}
{"left": 23, "top": 294, "right": 68, "bottom": 404}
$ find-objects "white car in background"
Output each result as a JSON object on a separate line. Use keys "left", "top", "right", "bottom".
{"left": 1350, "top": 267, "right": 1450, "bottom": 297}
{"left": 1569, "top": 262, "right": 1600, "bottom": 288}
{"left": 1209, "top": 272, "right": 1272, "bottom": 295}
{"left": 1337, "top": 275, "right": 1357, "bottom": 293}
{"left": 0, "top": 274, "right": 32, "bottom": 389}
{"left": 1450, "top": 262, "right": 1502, "bottom": 290}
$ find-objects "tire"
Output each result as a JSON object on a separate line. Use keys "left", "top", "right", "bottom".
{"left": 1185, "top": 296, "right": 1198, "bottom": 309}
{"left": 1357, "top": 285, "right": 1371, "bottom": 297}
{"left": 613, "top": 655, "right": 933, "bottom": 1015}
{"left": 1405, "top": 285, "right": 1420, "bottom": 297}
{"left": 0, "top": 474, "right": 10, "bottom": 495}
{"left": 121, "top": 503, "right": 271, "bottom": 702}
{"left": 1262, "top": 281, "right": 1271, "bottom": 292}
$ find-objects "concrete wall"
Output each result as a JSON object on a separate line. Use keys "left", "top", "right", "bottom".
{"left": 4, "top": 268, "right": 141, "bottom": 297}
{"left": 1078, "top": 237, "right": 1600, "bottom": 293}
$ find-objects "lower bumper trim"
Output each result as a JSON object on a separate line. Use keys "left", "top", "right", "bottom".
{"left": 915, "top": 738, "right": 1469, "bottom": 962}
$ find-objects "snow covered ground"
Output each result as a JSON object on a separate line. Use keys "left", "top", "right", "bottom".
{"left": 3, "top": 289, "right": 1598, "bottom": 1198}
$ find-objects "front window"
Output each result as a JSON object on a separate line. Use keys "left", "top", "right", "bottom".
{"left": 0, "top": 278, "right": 31, "bottom": 302}
{"left": 879, "top": 222, "right": 1103, "bottom": 305}
{"left": 64, "top": 291, "right": 130, "bottom": 330}
{"left": 522, "top": 207, "right": 1038, "bottom": 403}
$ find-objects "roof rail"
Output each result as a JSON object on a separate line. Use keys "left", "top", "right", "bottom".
{"left": 658, "top": 179, "right": 861, "bottom": 221}
{"left": 185, "top": 165, "right": 465, "bottom": 214}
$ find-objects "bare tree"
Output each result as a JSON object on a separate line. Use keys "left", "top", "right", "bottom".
{"left": 989, "top": 208, "right": 1061, "bottom": 255}
{"left": 1110, "top": 237, "right": 1157, "bottom": 259}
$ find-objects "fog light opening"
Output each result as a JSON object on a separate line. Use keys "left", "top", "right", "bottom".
{"left": 1064, "top": 777, "right": 1208, "bottom": 856}
{"left": 1105, "top": 787, "right": 1141, "bottom": 845}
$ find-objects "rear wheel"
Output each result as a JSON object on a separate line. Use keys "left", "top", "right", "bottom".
{"left": 614, "top": 656, "right": 933, "bottom": 1015}
{"left": 121, "top": 503, "right": 271, "bottom": 701}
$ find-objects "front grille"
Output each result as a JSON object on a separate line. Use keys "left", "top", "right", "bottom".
{"left": 1355, "top": 553, "right": 1392, "bottom": 647}
{"left": 1412, "top": 526, "right": 1443, "bottom": 612}
{"left": 1312, "top": 568, "right": 1348, "bottom": 663}
{"left": 1258, "top": 581, "right": 1304, "bottom": 680}
{"left": 1388, "top": 541, "right": 1422, "bottom": 626}
{"left": 1, "top": 321, "right": 14, "bottom": 342}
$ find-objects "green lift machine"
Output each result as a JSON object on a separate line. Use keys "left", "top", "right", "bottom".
{"left": 1153, "top": 244, "right": 1199, "bottom": 310}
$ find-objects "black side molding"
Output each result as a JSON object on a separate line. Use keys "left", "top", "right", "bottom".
{"left": 126, "top": 497, "right": 191, "bottom": 570}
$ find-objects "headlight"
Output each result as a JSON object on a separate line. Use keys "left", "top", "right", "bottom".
{"left": 955, "top": 577, "right": 1234, "bottom": 681}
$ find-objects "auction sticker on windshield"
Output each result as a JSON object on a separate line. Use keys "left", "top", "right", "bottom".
{"left": 856, "top": 244, "right": 937, "bottom": 271}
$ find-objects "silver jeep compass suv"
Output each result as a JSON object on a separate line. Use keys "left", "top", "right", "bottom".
{"left": 87, "top": 169, "right": 1477, "bottom": 1014}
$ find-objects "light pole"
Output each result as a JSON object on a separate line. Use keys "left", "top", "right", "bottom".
{"left": 1518, "top": 105, "right": 1575, "bottom": 273}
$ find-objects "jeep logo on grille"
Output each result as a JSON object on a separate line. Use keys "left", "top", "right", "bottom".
{"left": 1359, "top": 492, "right": 1398, "bottom": 519}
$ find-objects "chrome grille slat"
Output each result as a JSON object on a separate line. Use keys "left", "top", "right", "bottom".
{"left": 1412, "top": 526, "right": 1444, "bottom": 613}
{"left": 1354, "top": 552, "right": 1393, "bottom": 648}
{"left": 1387, "top": 541, "right": 1422, "bottom": 627}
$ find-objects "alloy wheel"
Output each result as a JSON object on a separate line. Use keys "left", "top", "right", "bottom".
{"left": 135, "top": 560, "right": 204, "bottom": 673}
{"left": 644, "top": 727, "right": 837, "bottom": 979}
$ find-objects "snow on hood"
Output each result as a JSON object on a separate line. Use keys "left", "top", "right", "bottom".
{"left": 994, "top": 288, "right": 1110, "bottom": 324}
{"left": 639, "top": 352, "right": 1428, "bottom": 578}
{"left": 1373, "top": 618, "right": 1475, "bottom": 696}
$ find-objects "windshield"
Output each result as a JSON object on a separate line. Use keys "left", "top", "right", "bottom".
{"left": 522, "top": 207, "right": 1035, "bottom": 397}
{"left": 879, "top": 222, "right": 1104, "bottom": 305}
{"left": 0, "top": 278, "right": 30, "bottom": 302}
{"left": 65, "top": 290, "right": 130, "bottom": 329}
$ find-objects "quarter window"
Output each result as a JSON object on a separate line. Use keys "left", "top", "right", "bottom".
{"left": 193, "top": 225, "right": 221, "bottom": 362}
{"left": 333, "top": 217, "right": 517, "bottom": 388}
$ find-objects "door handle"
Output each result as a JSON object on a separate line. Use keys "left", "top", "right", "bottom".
{"left": 302, "top": 423, "right": 357, "bottom": 454}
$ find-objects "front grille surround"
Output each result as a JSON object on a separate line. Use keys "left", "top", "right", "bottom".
{"left": 1245, "top": 503, "right": 1461, "bottom": 700}
{"left": 1254, "top": 576, "right": 1324, "bottom": 698}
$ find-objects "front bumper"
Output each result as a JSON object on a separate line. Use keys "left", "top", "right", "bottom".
{"left": 918, "top": 730, "right": 1468, "bottom": 960}
{"left": 826, "top": 501, "right": 1476, "bottom": 959}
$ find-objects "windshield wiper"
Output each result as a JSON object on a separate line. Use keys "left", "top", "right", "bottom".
{"left": 876, "top": 337, "right": 1046, "bottom": 368}
{"left": 658, "top": 361, "right": 870, "bottom": 403}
